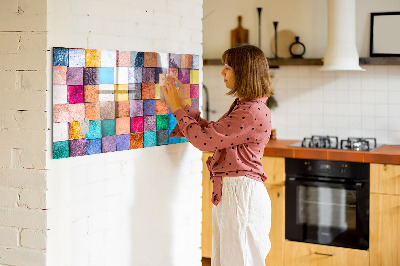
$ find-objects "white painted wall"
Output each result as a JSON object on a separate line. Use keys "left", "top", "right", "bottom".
{"left": 46, "top": 0, "right": 203, "bottom": 266}
{"left": 203, "top": 0, "right": 400, "bottom": 145}
{"left": 0, "top": 0, "right": 48, "bottom": 265}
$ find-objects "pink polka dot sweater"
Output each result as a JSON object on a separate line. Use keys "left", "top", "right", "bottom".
{"left": 170, "top": 97, "right": 271, "bottom": 206}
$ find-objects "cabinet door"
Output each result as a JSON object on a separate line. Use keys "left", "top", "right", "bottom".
{"left": 262, "top": 156, "right": 285, "bottom": 185}
{"left": 370, "top": 193, "right": 400, "bottom": 266}
{"left": 202, "top": 152, "right": 213, "bottom": 258}
{"left": 370, "top": 163, "right": 400, "bottom": 195}
{"left": 265, "top": 184, "right": 285, "bottom": 266}
{"left": 284, "top": 241, "right": 369, "bottom": 266}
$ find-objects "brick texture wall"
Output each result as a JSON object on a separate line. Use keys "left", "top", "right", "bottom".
{"left": 0, "top": 0, "right": 48, "bottom": 265}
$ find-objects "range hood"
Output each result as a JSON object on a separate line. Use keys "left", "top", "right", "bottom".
{"left": 320, "top": 0, "right": 365, "bottom": 71}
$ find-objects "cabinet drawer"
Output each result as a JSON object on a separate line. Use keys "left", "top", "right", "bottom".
{"left": 370, "top": 163, "right": 400, "bottom": 195}
{"left": 284, "top": 241, "right": 369, "bottom": 266}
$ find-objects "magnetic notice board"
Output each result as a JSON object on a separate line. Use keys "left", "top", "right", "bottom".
{"left": 370, "top": 12, "right": 400, "bottom": 57}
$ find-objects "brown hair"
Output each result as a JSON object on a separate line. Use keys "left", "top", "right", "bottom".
{"left": 221, "top": 44, "right": 273, "bottom": 99}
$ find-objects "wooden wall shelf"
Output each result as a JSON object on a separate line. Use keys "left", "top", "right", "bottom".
{"left": 203, "top": 57, "right": 400, "bottom": 67}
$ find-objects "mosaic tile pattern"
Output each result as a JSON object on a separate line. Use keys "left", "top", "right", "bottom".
{"left": 52, "top": 47, "right": 199, "bottom": 159}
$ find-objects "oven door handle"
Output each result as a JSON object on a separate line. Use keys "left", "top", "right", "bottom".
{"left": 287, "top": 177, "right": 364, "bottom": 189}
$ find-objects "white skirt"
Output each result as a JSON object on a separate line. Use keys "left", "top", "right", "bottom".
{"left": 212, "top": 176, "right": 271, "bottom": 266}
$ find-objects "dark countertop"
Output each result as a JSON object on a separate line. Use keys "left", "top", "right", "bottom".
{"left": 263, "top": 139, "right": 400, "bottom": 165}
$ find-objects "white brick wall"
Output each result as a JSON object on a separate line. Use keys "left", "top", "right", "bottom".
{"left": 0, "top": 0, "right": 48, "bottom": 265}
{"left": 46, "top": 1, "right": 203, "bottom": 266}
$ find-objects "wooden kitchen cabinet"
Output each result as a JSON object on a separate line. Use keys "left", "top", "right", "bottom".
{"left": 202, "top": 152, "right": 213, "bottom": 258}
{"left": 370, "top": 163, "right": 400, "bottom": 266}
{"left": 284, "top": 241, "right": 369, "bottom": 266}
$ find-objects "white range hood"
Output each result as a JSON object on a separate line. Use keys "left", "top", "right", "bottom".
{"left": 320, "top": 0, "right": 365, "bottom": 71}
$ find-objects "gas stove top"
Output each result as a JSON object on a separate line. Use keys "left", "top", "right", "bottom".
{"left": 289, "top": 135, "right": 382, "bottom": 151}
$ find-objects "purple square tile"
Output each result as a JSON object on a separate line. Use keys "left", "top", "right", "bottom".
{"left": 69, "top": 139, "right": 86, "bottom": 157}
{"left": 83, "top": 67, "right": 99, "bottom": 85}
{"left": 169, "top": 53, "right": 181, "bottom": 68}
{"left": 102, "top": 135, "right": 116, "bottom": 153}
{"left": 130, "top": 100, "right": 143, "bottom": 117}
{"left": 116, "top": 134, "right": 130, "bottom": 151}
{"left": 66, "top": 67, "right": 83, "bottom": 85}
{"left": 191, "top": 98, "right": 199, "bottom": 110}
{"left": 142, "top": 67, "right": 155, "bottom": 83}
{"left": 144, "top": 115, "right": 156, "bottom": 131}
{"left": 178, "top": 69, "right": 190, "bottom": 84}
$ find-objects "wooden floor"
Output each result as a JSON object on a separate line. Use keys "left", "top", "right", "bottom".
{"left": 202, "top": 257, "right": 211, "bottom": 266}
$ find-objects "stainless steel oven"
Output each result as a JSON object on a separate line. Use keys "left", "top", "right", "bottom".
{"left": 285, "top": 158, "right": 369, "bottom": 250}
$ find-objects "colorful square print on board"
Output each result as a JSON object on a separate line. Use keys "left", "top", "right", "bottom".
{"left": 178, "top": 69, "right": 190, "bottom": 84}
{"left": 102, "top": 135, "right": 116, "bottom": 153}
{"left": 156, "top": 115, "right": 169, "bottom": 130}
{"left": 130, "top": 132, "right": 144, "bottom": 149}
{"left": 70, "top": 139, "right": 86, "bottom": 157}
{"left": 181, "top": 54, "right": 193, "bottom": 69}
{"left": 116, "top": 117, "right": 131, "bottom": 135}
{"left": 157, "top": 53, "right": 169, "bottom": 68}
{"left": 130, "top": 100, "right": 143, "bottom": 117}
{"left": 131, "top": 116, "right": 144, "bottom": 133}
{"left": 192, "top": 54, "right": 200, "bottom": 69}
{"left": 53, "top": 85, "right": 68, "bottom": 104}
{"left": 53, "top": 47, "right": 200, "bottom": 159}
{"left": 144, "top": 52, "right": 157, "bottom": 68}
{"left": 142, "top": 68, "right": 155, "bottom": 83}
{"left": 156, "top": 130, "right": 169, "bottom": 145}
{"left": 143, "top": 100, "right": 156, "bottom": 116}
{"left": 69, "top": 48, "right": 85, "bottom": 67}
{"left": 86, "top": 138, "right": 102, "bottom": 155}
{"left": 66, "top": 67, "right": 83, "bottom": 85}
{"left": 190, "top": 70, "right": 199, "bottom": 84}
{"left": 190, "top": 84, "right": 199, "bottom": 98}
{"left": 142, "top": 83, "right": 155, "bottom": 99}
{"left": 115, "top": 84, "right": 129, "bottom": 102}
{"left": 143, "top": 131, "right": 156, "bottom": 148}
{"left": 116, "top": 101, "right": 130, "bottom": 118}
{"left": 85, "top": 49, "right": 101, "bottom": 67}
{"left": 100, "top": 101, "right": 115, "bottom": 120}
{"left": 86, "top": 120, "right": 102, "bottom": 139}
{"left": 102, "top": 119, "right": 116, "bottom": 136}
{"left": 116, "top": 134, "right": 130, "bottom": 151}
{"left": 117, "top": 51, "right": 131, "bottom": 67}
{"left": 84, "top": 67, "right": 99, "bottom": 85}
{"left": 84, "top": 85, "right": 99, "bottom": 103}
{"left": 128, "top": 83, "right": 141, "bottom": 100}
{"left": 53, "top": 48, "right": 69, "bottom": 66}
{"left": 169, "top": 53, "right": 181, "bottom": 69}
{"left": 128, "top": 67, "right": 142, "bottom": 83}
{"left": 99, "top": 68, "right": 114, "bottom": 84}
{"left": 67, "top": 86, "right": 84, "bottom": 104}
{"left": 131, "top": 51, "right": 144, "bottom": 67}
{"left": 144, "top": 115, "right": 156, "bottom": 131}
{"left": 53, "top": 141, "right": 69, "bottom": 159}
{"left": 101, "top": 50, "right": 117, "bottom": 67}
{"left": 53, "top": 66, "right": 67, "bottom": 85}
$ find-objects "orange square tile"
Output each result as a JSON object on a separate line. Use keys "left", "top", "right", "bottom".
{"left": 116, "top": 117, "right": 131, "bottom": 135}
{"left": 184, "top": 84, "right": 190, "bottom": 98}
{"left": 85, "top": 102, "right": 100, "bottom": 120}
{"left": 167, "top": 68, "right": 178, "bottom": 79}
{"left": 116, "top": 101, "right": 130, "bottom": 117}
{"left": 142, "top": 83, "right": 155, "bottom": 99}
{"left": 156, "top": 100, "right": 168, "bottom": 114}
{"left": 144, "top": 52, "right": 157, "bottom": 67}
{"left": 69, "top": 121, "right": 85, "bottom": 139}
{"left": 181, "top": 54, "right": 193, "bottom": 69}
{"left": 130, "top": 132, "right": 144, "bottom": 149}
{"left": 84, "top": 85, "right": 99, "bottom": 103}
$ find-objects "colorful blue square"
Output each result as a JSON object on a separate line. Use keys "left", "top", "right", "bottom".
{"left": 99, "top": 68, "right": 114, "bottom": 84}
{"left": 86, "top": 120, "right": 102, "bottom": 139}
{"left": 143, "top": 100, "right": 156, "bottom": 116}
{"left": 86, "top": 138, "right": 102, "bottom": 155}
{"left": 53, "top": 141, "right": 69, "bottom": 159}
{"left": 53, "top": 48, "right": 69, "bottom": 66}
{"left": 144, "top": 131, "right": 157, "bottom": 147}
{"left": 131, "top": 52, "right": 144, "bottom": 67}
{"left": 102, "top": 119, "right": 116, "bottom": 136}
{"left": 168, "top": 114, "right": 177, "bottom": 129}
{"left": 116, "top": 134, "right": 130, "bottom": 151}
{"left": 156, "top": 130, "right": 169, "bottom": 145}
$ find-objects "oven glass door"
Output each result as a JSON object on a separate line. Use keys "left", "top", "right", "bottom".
{"left": 286, "top": 179, "right": 369, "bottom": 250}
